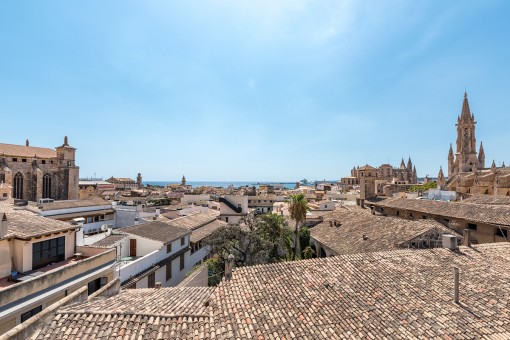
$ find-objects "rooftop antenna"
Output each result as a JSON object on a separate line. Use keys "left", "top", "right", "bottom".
{"left": 453, "top": 267, "right": 460, "bottom": 304}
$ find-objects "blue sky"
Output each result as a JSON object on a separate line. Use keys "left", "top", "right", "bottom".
{"left": 1, "top": 1, "right": 509, "bottom": 181}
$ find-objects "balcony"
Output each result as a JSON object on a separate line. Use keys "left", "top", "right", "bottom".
{"left": 0, "top": 256, "right": 87, "bottom": 289}
{"left": 0, "top": 248, "right": 116, "bottom": 307}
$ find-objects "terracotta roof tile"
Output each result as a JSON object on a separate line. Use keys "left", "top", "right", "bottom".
{"left": 0, "top": 205, "right": 75, "bottom": 240}
{"left": 122, "top": 221, "right": 190, "bottom": 244}
{"left": 311, "top": 206, "right": 458, "bottom": 254}
{"left": 38, "top": 197, "right": 111, "bottom": 211}
{"left": 30, "top": 243, "right": 510, "bottom": 339}
{"left": 369, "top": 197, "right": 510, "bottom": 226}
{"left": 90, "top": 234, "right": 128, "bottom": 248}
{"left": 0, "top": 143, "right": 56, "bottom": 159}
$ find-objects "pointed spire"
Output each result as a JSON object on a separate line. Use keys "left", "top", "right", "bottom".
{"left": 400, "top": 158, "right": 406, "bottom": 169}
{"left": 448, "top": 143, "right": 454, "bottom": 159}
{"left": 491, "top": 160, "right": 496, "bottom": 172}
{"left": 478, "top": 141, "right": 485, "bottom": 164}
{"left": 460, "top": 91, "right": 472, "bottom": 122}
{"left": 407, "top": 156, "right": 412, "bottom": 169}
{"left": 438, "top": 166, "right": 444, "bottom": 178}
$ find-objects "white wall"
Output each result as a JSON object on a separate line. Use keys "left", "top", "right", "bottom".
{"left": 131, "top": 236, "right": 163, "bottom": 257}
{"left": 182, "top": 194, "right": 211, "bottom": 204}
{"left": 179, "top": 206, "right": 209, "bottom": 216}
{"left": 114, "top": 205, "right": 153, "bottom": 228}
{"left": 82, "top": 220, "right": 113, "bottom": 235}
{"left": 40, "top": 204, "right": 113, "bottom": 217}
{"left": 189, "top": 246, "right": 209, "bottom": 268}
{"left": 118, "top": 234, "right": 191, "bottom": 287}
{"left": 0, "top": 239, "right": 12, "bottom": 277}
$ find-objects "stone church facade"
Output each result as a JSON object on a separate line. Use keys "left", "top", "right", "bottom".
{"left": 0, "top": 137, "right": 79, "bottom": 201}
{"left": 439, "top": 92, "right": 510, "bottom": 196}
{"left": 342, "top": 158, "right": 418, "bottom": 188}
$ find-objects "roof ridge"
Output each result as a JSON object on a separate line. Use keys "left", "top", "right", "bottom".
{"left": 56, "top": 310, "right": 211, "bottom": 319}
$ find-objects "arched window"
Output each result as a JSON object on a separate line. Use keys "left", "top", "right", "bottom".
{"left": 13, "top": 172, "right": 23, "bottom": 199}
{"left": 43, "top": 174, "right": 52, "bottom": 199}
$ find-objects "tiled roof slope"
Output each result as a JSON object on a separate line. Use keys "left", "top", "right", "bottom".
{"left": 311, "top": 206, "right": 457, "bottom": 254}
{"left": 0, "top": 206, "right": 75, "bottom": 240}
{"left": 0, "top": 143, "right": 56, "bottom": 158}
{"left": 209, "top": 243, "right": 510, "bottom": 339}
{"left": 31, "top": 288, "right": 215, "bottom": 340}
{"left": 63, "top": 287, "right": 214, "bottom": 316}
{"left": 31, "top": 243, "right": 510, "bottom": 339}
{"left": 38, "top": 197, "right": 111, "bottom": 211}
{"left": 122, "top": 221, "right": 190, "bottom": 244}
{"left": 461, "top": 194, "right": 510, "bottom": 206}
{"left": 168, "top": 210, "right": 220, "bottom": 231}
{"left": 370, "top": 197, "right": 510, "bottom": 226}
{"left": 190, "top": 219, "right": 226, "bottom": 243}
{"left": 90, "top": 234, "right": 128, "bottom": 248}
{"left": 31, "top": 314, "right": 211, "bottom": 340}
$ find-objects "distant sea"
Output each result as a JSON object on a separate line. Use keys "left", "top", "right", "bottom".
{"left": 143, "top": 181, "right": 296, "bottom": 189}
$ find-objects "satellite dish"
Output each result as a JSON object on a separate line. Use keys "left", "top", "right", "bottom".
{"left": 101, "top": 224, "right": 108, "bottom": 231}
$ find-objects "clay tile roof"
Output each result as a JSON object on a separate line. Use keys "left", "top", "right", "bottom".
{"left": 311, "top": 206, "right": 457, "bottom": 254}
{"left": 90, "top": 234, "right": 128, "bottom": 248}
{"left": 34, "top": 314, "right": 212, "bottom": 339}
{"left": 462, "top": 194, "right": 510, "bottom": 206}
{"left": 358, "top": 164, "right": 376, "bottom": 170}
{"left": 165, "top": 211, "right": 225, "bottom": 243}
{"left": 0, "top": 205, "right": 75, "bottom": 240}
{"left": 0, "top": 143, "right": 57, "bottom": 159}
{"left": 31, "top": 243, "right": 510, "bottom": 339}
{"left": 122, "top": 221, "right": 190, "bottom": 244}
{"left": 189, "top": 219, "right": 226, "bottom": 243}
{"left": 168, "top": 210, "right": 220, "bottom": 230}
{"left": 369, "top": 197, "right": 510, "bottom": 226}
{"left": 62, "top": 287, "right": 214, "bottom": 315}
{"left": 39, "top": 197, "right": 111, "bottom": 211}
{"left": 206, "top": 243, "right": 510, "bottom": 338}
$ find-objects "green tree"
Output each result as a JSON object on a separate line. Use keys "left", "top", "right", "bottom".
{"left": 302, "top": 246, "right": 316, "bottom": 259}
{"left": 299, "top": 226, "right": 311, "bottom": 258}
{"left": 288, "top": 193, "right": 309, "bottom": 260}
{"left": 258, "top": 213, "right": 293, "bottom": 262}
{"left": 408, "top": 182, "right": 438, "bottom": 193}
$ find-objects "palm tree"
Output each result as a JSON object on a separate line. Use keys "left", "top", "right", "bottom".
{"left": 289, "top": 193, "right": 309, "bottom": 260}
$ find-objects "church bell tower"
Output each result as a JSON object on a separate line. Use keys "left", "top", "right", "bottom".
{"left": 451, "top": 92, "right": 482, "bottom": 175}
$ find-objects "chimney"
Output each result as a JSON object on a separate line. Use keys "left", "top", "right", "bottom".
{"left": 462, "top": 229, "right": 471, "bottom": 247}
{"left": 442, "top": 234, "right": 458, "bottom": 250}
{"left": 155, "top": 282, "right": 162, "bottom": 289}
{"left": 225, "top": 254, "right": 235, "bottom": 280}
{"left": 453, "top": 267, "right": 460, "bottom": 304}
{"left": 72, "top": 217, "right": 85, "bottom": 246}
{"left": 0, "top": 213, "right": 8, "bottom": 238}
{"left": 329, "top": 220, "right": 333, "bottom": 227}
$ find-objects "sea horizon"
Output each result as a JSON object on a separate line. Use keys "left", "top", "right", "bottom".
{"left": 143, "top": 181, "right": 299, "bottom": 189}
